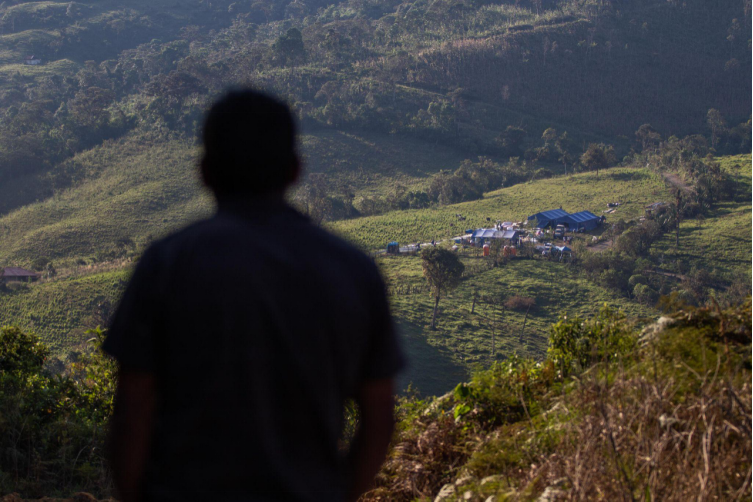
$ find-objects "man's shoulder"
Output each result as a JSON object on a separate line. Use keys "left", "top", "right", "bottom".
{"left": 144, "top": 210, "right": 375, "bottom": 273}
{"left": 141, "top": 218, "right": 217, "bottom": 256}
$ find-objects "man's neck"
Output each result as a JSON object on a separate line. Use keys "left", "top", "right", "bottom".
{"left": 216, "top": 192, "right": 290, "bottom": 216}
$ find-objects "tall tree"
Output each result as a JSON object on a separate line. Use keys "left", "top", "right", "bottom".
{"left": 580, "top": 143, "right": 615, "bottom": 178}
{"left": 673, "top": 188, "right": 683, "bottom": 249}
{"left": 541, "top": 127, "right": 557, "bottom": 147}
{"left": 274, "top": 27, "right": 306, "bottom": 66}
{"left": 497, "top": 125, "right": 527, "bottom": 157}
{"left": 555, "top": 131, "right": 573, "bottom": 174}
{"left": 421, "top": 247, "right": 464, "bottom": 330}
{"left": 635, "top": 124, "right": 661, "bottom": 153}
{"left": 706, "top": 109, "right": 727, "bottom": 150}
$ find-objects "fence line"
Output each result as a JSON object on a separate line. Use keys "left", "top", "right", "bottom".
{"left": 386, "top": 261, "right": 495, "bottom": 296}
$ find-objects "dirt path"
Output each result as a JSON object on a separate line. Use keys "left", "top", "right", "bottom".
{"left": 647, "top": 268, "right": 687, "bottom": 281}
{"left": 588, "top": 239, "right": 613, "bottom": 253}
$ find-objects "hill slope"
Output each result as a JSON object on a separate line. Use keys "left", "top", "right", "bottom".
{"left": 331, "top": 165, "right": 668, "bottom": 250}
{"left": 0, "top": 0, "right": 748, "bottom": 229}
{"left": 2, "top": 154, "right": 749, "bottom": 396}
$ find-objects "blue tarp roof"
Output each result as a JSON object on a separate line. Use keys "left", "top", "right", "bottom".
{"left": 472, "top": 228, "right": 504, "bottom": 238}
{"left": 528, "top": 209, "right": 569, "bottom": 221}
{"left": 501, "top": 230, "right": 519, "bottom": 239}
{"left": 564, "top": 211, "right": 599, "bottom": 223}
{"left": 554, "top": 246, "right": 573, "bottom": 252}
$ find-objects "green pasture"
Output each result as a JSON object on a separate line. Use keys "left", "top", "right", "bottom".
{"left": 649, "top": 154, "right": 752, "bottom": 283}
{"left": 0, "top": 135, "right": 210, "bottom": 266}
{"left": 0, "top": 153, "right": 746, "bottom": 397}
{"left": 380, "top": 254, "right": 656, "bottom": 396}
{"left": 0, "top": 269, "right": 127, "bottom": 355}
{"left": 0, "top": 128, "right": 473, "bottom": 266}
{"left": 300, "top": 129, "right": 466, "bottom": 197}
{"left": 0, "top": 58, "right": 78, "bottom": 79}
{"left": 331, "top": 166, "right": 669, "bottom": 250}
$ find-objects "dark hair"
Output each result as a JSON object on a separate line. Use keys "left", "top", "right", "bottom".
{"left": 201, "top": 89, "right": 298, "bottom": 196}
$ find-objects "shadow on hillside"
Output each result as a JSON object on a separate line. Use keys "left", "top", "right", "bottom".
{"left": 605, "top": 170, "right": 651, "bottom": 182}
{"left": 395, "top": 322, "right": 469, "bottom": 398}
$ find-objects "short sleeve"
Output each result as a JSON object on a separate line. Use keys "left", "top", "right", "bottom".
{"left": 360, "top": 265, "right": 407, "bottom": 381}
{"left": 102, "top": 246, "right": 165, "bottom": 371}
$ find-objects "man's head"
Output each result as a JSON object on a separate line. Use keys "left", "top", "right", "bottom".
{"left": 201, "top": 89, "right": 300, "bottom": 198}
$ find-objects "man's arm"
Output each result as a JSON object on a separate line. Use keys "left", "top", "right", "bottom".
{"left": 109, "top": 367, "right": 157, "bottom": 502}
{"left": 346, "top": 378, "right": 396, "bottom": 502}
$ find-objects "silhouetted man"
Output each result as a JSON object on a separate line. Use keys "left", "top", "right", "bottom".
{"left": 103, "top": 90, "right": 405, "bottom": 502}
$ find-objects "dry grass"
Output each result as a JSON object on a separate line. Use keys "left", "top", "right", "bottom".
{"left": 524, "top": 364, "right": 751, "bottom": 501}
{"left": 363, "top": 301, "right": 752, "bottom": 501}
{"left": 366, "top": 414, "right": 468, "bottom": 501}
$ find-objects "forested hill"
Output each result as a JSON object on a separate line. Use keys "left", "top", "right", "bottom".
{"left": 0, "top": 0, "right": 749, "bottom": 264}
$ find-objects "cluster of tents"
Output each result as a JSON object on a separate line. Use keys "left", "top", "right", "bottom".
{"left": 527, "top": 209, "right": 604, "bottom": 232}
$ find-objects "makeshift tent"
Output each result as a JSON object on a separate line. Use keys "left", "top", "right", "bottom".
{"left": 527, "top": 209, "right": 569, "bottom": 228}
{"left": 471, "top": 228, "right": 504, "bottom": 239}
{"left": 561, "top": 211, "right": 601, "bottom": 231}
{"left": 500, "top": 230, "right": 520, "bottom": 243}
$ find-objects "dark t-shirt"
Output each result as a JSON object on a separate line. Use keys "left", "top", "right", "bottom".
{"left": 103, "top": 198, "right": 405, "bottom": 502}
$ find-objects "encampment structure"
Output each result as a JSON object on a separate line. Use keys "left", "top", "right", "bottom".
{"left": 468, "top": 228, "right": 521, "bottom": 245}
{"left": 527, "top": 209, "right": 569, "bottom": 228}
{"left": 528, "top": 209, "right": 603, "bottom": 231}
{"left": 1, "top": 267, "right": 39, "bottom": 283}
{"left": 561, "top": 211, "right": 602, "bottom": 231}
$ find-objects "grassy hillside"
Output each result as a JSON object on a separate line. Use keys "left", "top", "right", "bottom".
{"left": 0, "top": 0, "right": 747, "bottom": 221}
{"left": 386, "top": 255, "right": 656, "bottom": 396}
{"left": 0, "top": 250, "right": 656, "bottom": 396}
{"left": 648, "top": 154, "right": 752, "bottom": 284}
{"left": 0, "top": 268, "right": 127, "bottom": 354}
{"left": 331, "top": 165, "right": 669, "bottom": 250}
{"left": 369, "top": 300, "right": 752, "bottom": 501}
{"left": 0, "top": 126, "right": 476, "bottom": 266}
{"left": 0, "top": 153, "right": 747, "bottom": 396}
{"left": 0, "top": 134, "right": 208, "bottom": 266}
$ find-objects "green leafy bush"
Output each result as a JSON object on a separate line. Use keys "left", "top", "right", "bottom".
{"left": 546, "top": 305, "right": 636, "bottom": 378}
{"left": 0, "top": 326, "right": 114, "bottom": 497}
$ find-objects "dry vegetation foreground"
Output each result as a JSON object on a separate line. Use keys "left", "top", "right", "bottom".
{"left": 364, "top": 301, "right": 752, "bottom": 501}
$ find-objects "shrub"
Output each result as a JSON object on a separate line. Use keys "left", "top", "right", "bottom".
{"left": 0, "top": 326, "right": 47, "bottom": 375}
{"left": 0, "top": 326, "right": 115, "bottom": 497}
{"left": 628, "top": 274, "right": 648, "bottom": 287}
{"left": 503, "top": 295, "right": 536, "bottom": 311}
{"left": 547, "top": 305, "right": 636, "bottom": 377}
{"left": 633, "top": 283, "right": 658, "bottom": 305}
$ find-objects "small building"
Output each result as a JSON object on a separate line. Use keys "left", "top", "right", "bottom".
{"left": 1, "top": 267, "right": 39, "bottom": 283}
{"left": 500, "top": 229, "right": 520, "bottom": 245}
{"left": 470, "top": 228, "right": 503, "bottom": 245}
{"left": 386, "top": 242, "right": 399, "bottom": 254}
{"left": 561, "top": 211, "right": 602, "bottom": 232}
{"left": 527, "top": 208, "right": 570, "bottom": 228}
{"left": 23, "top": 55, "right": 41, "bottom": 65}
{"left": 472, "top": 228, "right": 504, "bottom": 239}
